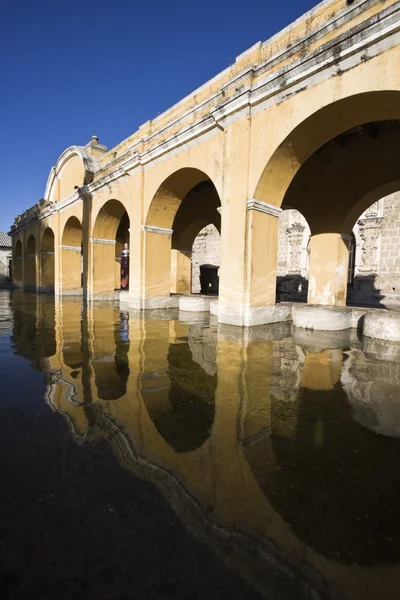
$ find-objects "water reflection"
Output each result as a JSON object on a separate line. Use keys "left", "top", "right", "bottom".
{"left": 9, "top": 292, "right": 400, "bottom": 600}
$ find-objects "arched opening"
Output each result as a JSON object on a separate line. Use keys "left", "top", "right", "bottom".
{"left": 14, "top": 240, "right": 22, "bottom": 287}
{"left": 25, "top": 235, "right": 36, "bottom": 290}
{"left": 61, "top": 217, "right": 83, "bottom": 295}
{"left": 191, "top": 224, "right": 221, "bottom": 294}
{"left": 252, "top": 92, "right": 400, "bottom": 309}
{"left": 92, "top": 200, "right": 130, "bottom": 298}
{"left": 276, "top": 209, "right": 310, "bottom": 303}
{"left": 144, "top": 169, "right": 221, "bottom": 306}
{"left": 40, "top": 228, "right": 55, "bottom": 292}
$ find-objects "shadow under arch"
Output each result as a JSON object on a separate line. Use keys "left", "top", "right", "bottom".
{"left": 61, "top": 216, "right": 83, "bottom": 293}
{"left": 14, "top": 240, "right": 23, "bottom": 286}
{"left": 40, "top": 227, "right": 55, "bottom": 292}
{"left": 92, "top": 199, "right": 130, "bottom": 296}
{"left": 25, "top": 234, "right": 36, "bottom": 290}
{"left": 141, "top": 340, "right": 216, "bottom": 454}
{"left": 253, "top": 91, "right": 400, "bottom": 210}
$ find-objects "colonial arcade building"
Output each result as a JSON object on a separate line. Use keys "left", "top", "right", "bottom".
{"left": 10, "top": 0, "right": 400, "bottom": 328}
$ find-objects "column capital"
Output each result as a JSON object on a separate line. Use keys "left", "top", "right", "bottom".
{"left": 142, "top": 225, "right": 173, "bottom": 236}
{"left": 247, "top": 199, "right": 282, "bottom": 218}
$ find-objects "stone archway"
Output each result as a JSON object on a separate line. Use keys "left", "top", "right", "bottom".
{"left": 249, "top": 91, "right": 400, "bottom": 313}
{"left": 61, "top": 217, "right": 83, "bottom": 295}
{"left": 91, "top": 200, "right": 130, "bottom": 299}
{"left": 143, "top": 169, "right": 221, "bottom": 307}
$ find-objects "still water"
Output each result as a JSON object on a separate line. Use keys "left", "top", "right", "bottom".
{"left": 1, "top": 289, "right": 400, "bottom": 600}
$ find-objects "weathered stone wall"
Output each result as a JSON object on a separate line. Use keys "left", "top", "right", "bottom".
{"left": 379, "top": 193, "right": 400, "bottom": 301}
{"left": 191, "top": 225, "right": 221, "bottom": 294}
{"left": 0, "top": 248, "right": 11, "bottom": 280}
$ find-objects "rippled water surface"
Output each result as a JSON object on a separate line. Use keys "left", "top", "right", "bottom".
{"left": 1, "top": 290, "right": 400, "bottom": 600}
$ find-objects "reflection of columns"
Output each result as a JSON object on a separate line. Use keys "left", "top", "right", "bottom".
{"left": 170, "top": 249, "right": 191, "bottom": 294}
{"left": 357, "top": 216, "right": 383, "bottom": 274}
{"left": 140, "top": 225, "right": 174, "bottom": 309}
{"left": 219, "top": 199, "right": 282, "bottom": 326}
{"left": 308, "top": 233, "right": 350, "bottom": 306}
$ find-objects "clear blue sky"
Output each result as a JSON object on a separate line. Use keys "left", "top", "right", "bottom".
{"left": 0, "top": 0, "right": 317, "bottom": 232}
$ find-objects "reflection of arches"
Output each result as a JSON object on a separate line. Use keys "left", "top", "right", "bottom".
{"left": 25, "top": 235, "right": 36, "bottom": 289}
{"left": 40, "top": 228, "right": 55, "bottom": 292}
{"left": 142, "top": 342, "right": 216, "bottom": 453}
{"left": 144, "top": 169, "right": 221, "bottom": 301}
{"left": 14, "top": 240, "right": 22, "bottom": 286}
{"left": 61, "top": 217, "right": 83, "bottom": 294}
{"left": 92, "top": 200, "right": 130, "bottom": 297}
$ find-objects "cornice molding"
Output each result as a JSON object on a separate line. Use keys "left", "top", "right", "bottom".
{"left": 247, "top": 199, "right": 282, "bottom": 218}
{"left": 142, "top": 225, "right": 173, "bottom": 236}
{"left": 90, "top": 238, "right": 116, "bottom": 245}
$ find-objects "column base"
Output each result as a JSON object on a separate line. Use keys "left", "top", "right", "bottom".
{"left": 292, "top": 305, "right": 352, "bottom": 331}
{"left": 218, "top": 303, "right": 292, "bottom": 327}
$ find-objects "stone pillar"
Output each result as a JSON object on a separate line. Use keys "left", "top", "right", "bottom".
{"left": 219, "top": 199, "right": 283, "bottom": 326}
{"left": 308, "top": 233, "right": 350, "bottom": 306}
{"left": 170, "top": 249, "right": 191, "bottom": 294}
{"left": 91, "top": 237, "right": 117, "bottom": 299}
{"left": 60, "top": 244, "right": 83, "bottom": 295}
{"left": 141, "top": 225, "right": 175, "bottom": 309}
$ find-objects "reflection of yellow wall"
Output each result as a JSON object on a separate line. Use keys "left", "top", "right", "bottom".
{"left": 11, "top": 1, "right": 400, "bottom": 323}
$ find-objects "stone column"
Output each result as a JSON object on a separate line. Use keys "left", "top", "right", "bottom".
{"left": 308, "top": 233, "right": 350, "bottom": 306}
{"left": 91, "top": 237, "right": 117, "bottom": 299}
{"left": 170, "top": 249, "right": 191, "bottom": 294}
{"left": 141, "top": 225, "right": 176, "bottom": 309}
{"left": 219, "top": 199, "right": 282, "bottom": 326}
